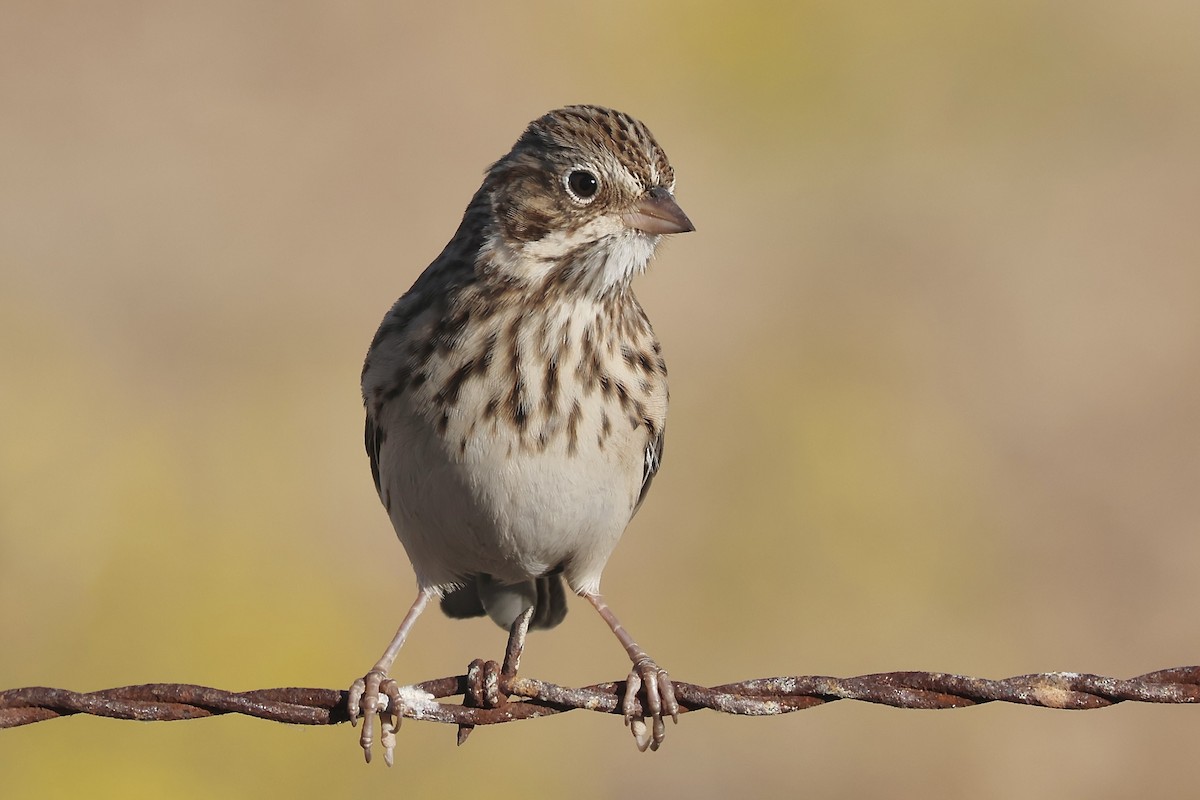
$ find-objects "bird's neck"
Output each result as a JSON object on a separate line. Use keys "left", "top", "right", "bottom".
{"left": 477, "top": 226, "right": 658, "bottom": 304}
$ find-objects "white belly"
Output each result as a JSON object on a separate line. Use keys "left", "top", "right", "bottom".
{"left": 376, "top": 397, "right": 643, "bottom": 595}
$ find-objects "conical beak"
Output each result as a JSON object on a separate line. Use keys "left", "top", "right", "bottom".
{"left": 623, "top": 186, "right": 695, "bottom": 235}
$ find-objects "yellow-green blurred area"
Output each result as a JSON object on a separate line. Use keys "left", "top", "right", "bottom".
{"left": 3, "top": 1, "right": 1198, "bottom": 796}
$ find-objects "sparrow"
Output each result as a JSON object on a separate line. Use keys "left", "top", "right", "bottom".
{"left": 349, "top": 105, "right": 694, "bottom": 763}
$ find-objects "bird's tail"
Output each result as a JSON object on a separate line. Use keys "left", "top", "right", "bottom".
{"left": 440, "top": 573, "right": 568, "bottom": 630}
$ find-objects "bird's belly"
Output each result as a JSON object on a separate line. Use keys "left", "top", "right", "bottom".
{"left": 377, "top": 401, "right": 640, "bottom": 593}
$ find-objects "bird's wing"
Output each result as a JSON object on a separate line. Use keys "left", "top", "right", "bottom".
{"left": 634, "top": 427, "right": 665, "bottom": 514}
{"left": 364, "top": 413, "right": 383, "bottom": 495}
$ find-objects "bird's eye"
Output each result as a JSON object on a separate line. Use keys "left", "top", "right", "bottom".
{"left": 564, "top": 169, "right": 600, "bottom": 203}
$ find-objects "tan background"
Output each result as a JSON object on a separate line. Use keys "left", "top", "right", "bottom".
{"left": 3, "top": 2, "right": 1199, "bottom": 797}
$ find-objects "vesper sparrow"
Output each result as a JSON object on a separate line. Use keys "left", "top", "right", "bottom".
{"left": 349, "top": 105, "right": 693, "bottom": 763}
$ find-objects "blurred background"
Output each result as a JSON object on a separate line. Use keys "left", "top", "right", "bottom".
{"left": 2, "top": 1, "right": 1198, "bottom": 797}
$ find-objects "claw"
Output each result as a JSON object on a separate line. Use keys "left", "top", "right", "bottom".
{"left": 630, "top": 718, "right": 652, "bottom": 751}
{"left": 349, "top": 669, "right": 406, "bottom": 765}
{"left": 623, "top": 667, "right": 643, "bottom": 726}
{"left": 381, "top": 677, "right": 402, "bottom": 766}
{"left": 582, "top": 592, "right": 679, "bottom": 752}
{"left": 379, "top": 692, "right": 398, "bottom": 767}
{"left": 348, "top": 676, "right": 365, "bottom": 727}
{"left": 360, "top": 710, "right": 375, "bottom": 763}
{"left": 658, "top": 670, "right": 680, "bottom": 724}
{"left": 624, "top": 658, "right": 676, "bottom": 752}
{"left": 347, "top": 588, "right": 434, "bottom": 764}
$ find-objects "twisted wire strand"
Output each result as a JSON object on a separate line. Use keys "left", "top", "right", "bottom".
{"left": 3, "top": 666, "right": 1197, "bottom": 730}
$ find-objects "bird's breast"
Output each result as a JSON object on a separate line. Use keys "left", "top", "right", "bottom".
{"left": 366, "top": 294, "right": 667, "bottom": 590}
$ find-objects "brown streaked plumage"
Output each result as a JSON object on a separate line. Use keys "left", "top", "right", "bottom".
{"left": 348, "top": 105, "right": 693, "bottom": 764}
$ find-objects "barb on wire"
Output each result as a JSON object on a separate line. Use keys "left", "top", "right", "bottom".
{"left": 2, "top": 666, "right": 1197, "bottom": 731}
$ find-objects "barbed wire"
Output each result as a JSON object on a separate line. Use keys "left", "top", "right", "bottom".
{"left": 3, "top": 665, "right": 1197, "bottom": 732}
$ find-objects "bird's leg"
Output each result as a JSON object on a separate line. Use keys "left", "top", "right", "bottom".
{"left": 583, "top": 592, "right": 678, "bottom": 751}
{"left": 347, "top": 587, "right": 433, "bottom": 766}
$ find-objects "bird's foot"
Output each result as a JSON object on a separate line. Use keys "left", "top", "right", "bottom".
{"left": 623, "top": 656, "right": 678, "bottom": 752}
{"left": 348, "top": 669, "right": 404, "bottom": 766}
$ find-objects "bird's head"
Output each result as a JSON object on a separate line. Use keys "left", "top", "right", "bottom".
{"left": 480, "top": 105, "right": 693, "bottom": 295}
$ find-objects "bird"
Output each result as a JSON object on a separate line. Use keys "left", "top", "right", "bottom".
{"left": 348, "top": 105, "right": 694, "bottom": 764}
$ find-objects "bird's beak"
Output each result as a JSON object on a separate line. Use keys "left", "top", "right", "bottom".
{"left": 623, "top": 186, "right": 695, "bottom": 235}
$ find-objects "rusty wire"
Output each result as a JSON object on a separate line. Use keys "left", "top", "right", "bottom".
{"left": 3, "top": 666, "right": 1198, "bottom": 732}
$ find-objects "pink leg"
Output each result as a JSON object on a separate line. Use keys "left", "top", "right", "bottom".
{"left": 583, "top": 592, "right": 678, "bottom": 751}
{"left": 348, "top": 587, "right": 433, "bottom": 766}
